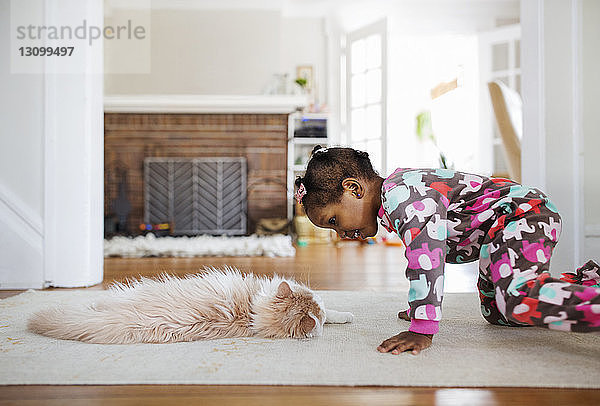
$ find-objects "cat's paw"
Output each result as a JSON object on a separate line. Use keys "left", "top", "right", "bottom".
{"left": 325, "top": 309, "right": 354, "bottom": 324}
{"left": 338, "top": 311, "right": 354, "bottom": 323}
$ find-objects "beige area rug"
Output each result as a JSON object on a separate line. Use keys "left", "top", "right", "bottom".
{"left": 1, "top": 290, "right": 599, "bottom": 387}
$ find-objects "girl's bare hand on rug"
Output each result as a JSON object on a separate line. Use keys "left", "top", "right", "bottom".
{"left": 376, "top": 331, "right": 433, "bottom": 355}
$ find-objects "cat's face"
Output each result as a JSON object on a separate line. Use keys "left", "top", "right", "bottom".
{"left": 268, "top": 281, "right": 326, "bottom": 339}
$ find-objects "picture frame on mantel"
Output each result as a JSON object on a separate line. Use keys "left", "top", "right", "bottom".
{"left": 296, "top": 65, "right": 313, "bottom": 92}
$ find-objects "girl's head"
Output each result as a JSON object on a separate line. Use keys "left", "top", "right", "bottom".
{"left": 295, "top": 146, "right": 383, "bottom": 239}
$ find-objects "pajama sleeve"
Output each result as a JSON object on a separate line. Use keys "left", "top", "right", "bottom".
{"left": 382, "top": 184, "right": 449, "bottom": 335}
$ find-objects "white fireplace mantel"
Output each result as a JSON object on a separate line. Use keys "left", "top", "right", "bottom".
{"left": 104, "top": 94, "right": 309, "bottom": 114}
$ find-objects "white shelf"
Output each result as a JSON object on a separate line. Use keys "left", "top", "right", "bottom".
{"left": 297, "top": 112, "right": 329, "bottom": 120}
{"left": 104, "top": 94, "right": 309, "bottom": 114}
{"left": 292, "top": 137, "right": 329, "bottom": 144}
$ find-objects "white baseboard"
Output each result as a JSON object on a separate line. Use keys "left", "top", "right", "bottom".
{"left": 0, "top": 188, "right": 44, "bottom": 289}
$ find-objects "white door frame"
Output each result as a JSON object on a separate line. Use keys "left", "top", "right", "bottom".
{"left": 521, "top": 0, "right": 584, "bottom": 271}
{"left": 520, "top": 1, "right": 546, "bottom": 191}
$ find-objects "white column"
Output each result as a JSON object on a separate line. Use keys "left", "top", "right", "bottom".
{"left": 43, "top": 0, "right": 104, "bottom": 287}
{"left": 521, "top": 0, "right": 583, "bottom": 274}
{"left": 581, "top": 0, "right": 600, "bottom": 261}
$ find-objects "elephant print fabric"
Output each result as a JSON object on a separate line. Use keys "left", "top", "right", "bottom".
{"left": 378, "top": 168, "right": 600, "bottom": 335}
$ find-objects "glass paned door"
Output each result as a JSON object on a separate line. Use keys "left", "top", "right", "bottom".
{"left": 346, "top": 20, "right": 387, "bottom": 174}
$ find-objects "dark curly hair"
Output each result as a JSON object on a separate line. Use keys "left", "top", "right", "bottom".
{"left": 295, "top": 145, "right": 379, "bottom": 212}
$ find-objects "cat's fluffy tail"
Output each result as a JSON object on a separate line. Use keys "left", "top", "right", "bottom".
{"left": 27, "top": 303, "right": 138, "bottom": 344}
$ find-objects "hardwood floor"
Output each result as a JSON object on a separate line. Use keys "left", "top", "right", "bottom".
{"left": 1, "top": 244, "right": 598, "bottom": 405}
{"left": 1, "top": 385, "right": 599, "bottom": 406}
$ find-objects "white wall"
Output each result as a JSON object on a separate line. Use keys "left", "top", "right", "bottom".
{"left": 521, "top": 0, "right": 598, "bottom": 273}
{"left": 104, "top": 7, "right": 327, "bottom": 102}
{"left": 0, "top": 0, "right": 104, "bottom": 289}
{"left": 582, "top": 0, "right": 600, "bottom": 262}
{"left": 0, "top": 0, "right": 44, "bottom": 288}
{"left": 0, "top": 2, "right": 44, "bottom": 216}
{"left": 280, "top": 17, "right": 327, "bottom": 104}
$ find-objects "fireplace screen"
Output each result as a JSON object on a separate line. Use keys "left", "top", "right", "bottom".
{"left": 144, "top": 157, "right": 247, "bottom": 235}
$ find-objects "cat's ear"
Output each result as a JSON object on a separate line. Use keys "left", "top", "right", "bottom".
{"left": 276, "top": 281, "right": 293, "bottom": 298}
{"left": 300, "top": 315, "right": 316, "bottom": 334}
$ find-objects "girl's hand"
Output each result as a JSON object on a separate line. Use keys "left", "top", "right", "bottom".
{"left": 377, "top": 331, "right": 433, "bottom": 355}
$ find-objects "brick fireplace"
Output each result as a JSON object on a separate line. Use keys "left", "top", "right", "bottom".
{"left": 104, "top": 111, "right": 291, "bottom": 236}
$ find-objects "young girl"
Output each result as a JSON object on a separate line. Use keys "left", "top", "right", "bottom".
{"left": 294, "top": 145, "right": 600, "bottom": 355}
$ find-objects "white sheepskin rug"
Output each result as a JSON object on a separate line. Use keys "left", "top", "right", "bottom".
{"left": 104, "top": 233, "right": 295, "bottom": 258}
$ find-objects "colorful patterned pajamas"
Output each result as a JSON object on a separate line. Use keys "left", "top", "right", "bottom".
{"left": 378, "top": 168, "right": 600, "bottom": 335}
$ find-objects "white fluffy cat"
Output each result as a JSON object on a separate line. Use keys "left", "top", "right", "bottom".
{"left": 28, "top": 266, "right": 353, "bottom": 344}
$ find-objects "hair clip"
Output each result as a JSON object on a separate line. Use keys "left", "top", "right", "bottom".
{"left": 314, "top": 147, "right": 328, "bottom": 155}
{"left": 295, "top": 183, "right": 307, "bottom": 203}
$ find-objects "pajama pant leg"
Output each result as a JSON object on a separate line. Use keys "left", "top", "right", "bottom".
{"left": 485, "top": 209, "right": 600, "bottom": 333}
{"left": 477, "top": 275, "right": 527, "bottom": 327}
